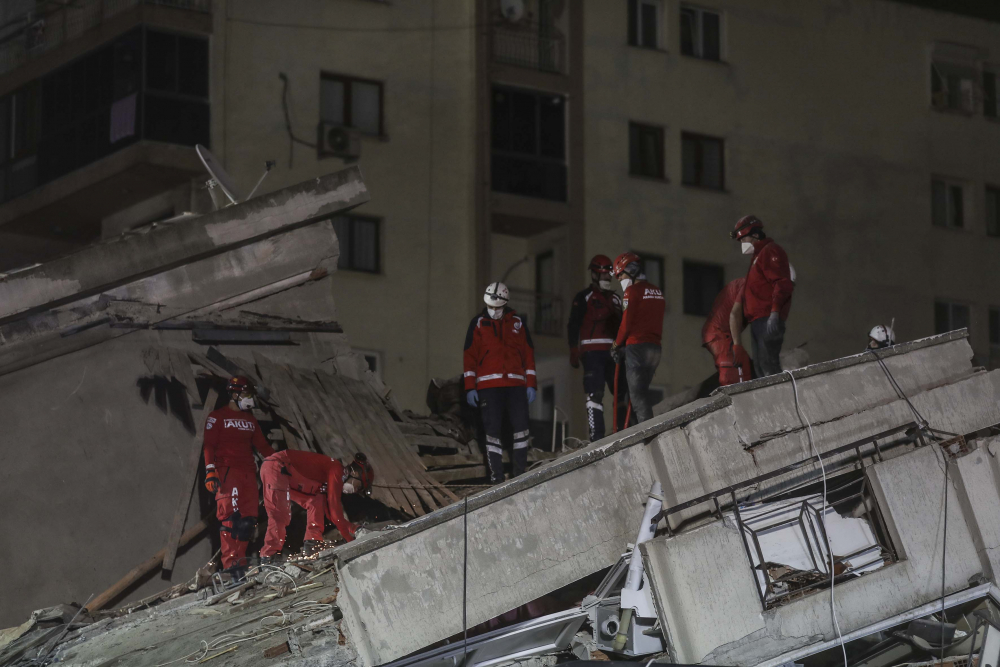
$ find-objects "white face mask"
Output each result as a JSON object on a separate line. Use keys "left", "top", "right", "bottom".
{"left": 237, "top": 396, "right": 255, "bottom": 411}
{"left": 487, "top": 306, "right": 504, "bottom": 319}
{"left": 598, "top": 279, "right": 612, "bottom": 291}
{"left": 619, "top": 277, "right": 633, "bottom": 291}
{"left": 342, "top": 482, "right": 356, "bottom": 495}
{"left": 741, "top": 241, "right": 755, "bottom": 255}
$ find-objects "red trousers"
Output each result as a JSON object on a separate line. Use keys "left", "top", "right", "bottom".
{"left": 705, "top": 337, "right": 752, "bottom": 386}
{"left": 260, "top": 458, "right": 326, "bottom": 558}
{"left": 215, "top": 466, "right": 259, "bottom": 569}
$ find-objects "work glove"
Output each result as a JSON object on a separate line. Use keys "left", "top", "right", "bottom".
{"left": 610, "top": 343, "right": 625, "bottom": 365}
{"left": 765, "top": 312, "right": 781, "bottom": 337}
{"left": 569, "top": 346, "right": 580, "bottom": 369}
{"left": 205, "top": 466, "right": 220, "bottom": 494}
{"left": 466, "top": 389, "right": 479, "bottom": 407}
{"left": 526, "top": 387, "right": 536, "bottom": 404}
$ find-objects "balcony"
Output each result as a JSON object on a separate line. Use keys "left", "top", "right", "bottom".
{"left": 508, "top": 288, "right": 563, "bottom": 337}
{"left": 491, "top": 21, "right": 566, "bottom": 74}
{"left": 0, "top": 0, "right": 211, "bottom": 79}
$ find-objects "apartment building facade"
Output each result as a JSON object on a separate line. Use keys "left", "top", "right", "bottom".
{"left": 0, "top": 0, "right": 997, "bottom": 437}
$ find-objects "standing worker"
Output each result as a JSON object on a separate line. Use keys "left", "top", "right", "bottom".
{"left": 259, "top": 450, "right": 374, "bottom": 563}
{"left": 731, "top": 215, "right": 794, "bottom": 377}
{"left": 609, "top": 253, "right": 665, "bottom": 424}
{"left": 203, "top": 376, "right": 275, "bottom": 575}
{"left": 702, "top": 277, "right": 752, "bottom": 386}
{"left": 567, "top": 254, "right": 625, "bottom": 441}
{"left": 464, "top": 282, "right": 537, "bottom": 484}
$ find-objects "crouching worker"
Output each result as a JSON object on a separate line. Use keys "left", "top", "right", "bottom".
{"left": 259, "top": 450, "right": 375, "bottom": 563}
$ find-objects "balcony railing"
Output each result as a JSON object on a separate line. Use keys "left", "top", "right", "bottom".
{"left": 0, "top": 0, "right": 210, "bottom": 78}
{"left": 492, "top": 22, "right": 566, "bottom": 74}
{"left": 508, "top": 288, "right": 563, "bottom": 337}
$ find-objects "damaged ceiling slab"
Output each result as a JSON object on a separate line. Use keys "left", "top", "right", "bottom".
{"left": 332, "top": 331, "right": 1000, "bottom": 666}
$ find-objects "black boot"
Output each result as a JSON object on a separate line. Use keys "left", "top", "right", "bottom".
{"left": 512, "top": 447, "right": 528, "bottom": 477}
{"left": 260, "top": 554, "right": 284, "bottom": 566}
{"left": 487, "top": 450, "right": 505, "bottom": 484}
{"left": 301, "top": 540, "right": 321, "bottom": 557}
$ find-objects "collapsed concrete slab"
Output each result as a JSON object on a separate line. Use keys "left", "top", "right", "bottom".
{"left": 0, "top": 167, "right": 372, "bottom": 627}
{"left": 334, "top": 331, "right": 1000, "bottom": 666}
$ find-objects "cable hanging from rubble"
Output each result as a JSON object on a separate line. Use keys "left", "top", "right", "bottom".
{"left": 785, "top": 369, "right": 849, "bottom": 667}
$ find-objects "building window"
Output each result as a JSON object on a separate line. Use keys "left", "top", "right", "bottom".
{"left": 332, "top": 214, "right": 380, "bottom": 273}
{"left": 492, "top": 86, "right": 567, "bottom": 202}
{"left": 987, "top": 187, "right": 1000, "bottom": 237}
{"left": 931, "top": 179, "right": 964, "bottom": 228}
{"left": 629, "top": 122, "right": 665, "bottom": 179}
{"left": 635, "top": 253, "right": 664, "bottom": 288}
{"left": 680, "top": 5, "right": 721, "bottom": 61}
{"left": 935, "top": 301, "right": 970, "bottom": 335}
{"left": 683, "top": 261, "right": 724, "bottom": 316}
{"left": 984, "top": 70, "right": 998, "bottom": 118}
{"left": 627, "top": 0, "right": 662, "bottom": 50}
{"left": 682, "top": 132, "right": 724, "bottom": 190}
{"left": 320, "top": 73, "right": 384, "bottom": 136}
{"left": 143, "top": 30, "right": 210, "bottom": 148}
{"left": 931, "top": 62, "right": 976, "bottom": 113}
{"left": 990, "top": 308, "right": 1000, "bottom": 347}
{"left": 534, "top": 250, "right": 560, "bottom": 336}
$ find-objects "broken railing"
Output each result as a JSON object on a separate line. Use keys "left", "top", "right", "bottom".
{"left": 652, "top": 422, "right": 926, "bottom": 610}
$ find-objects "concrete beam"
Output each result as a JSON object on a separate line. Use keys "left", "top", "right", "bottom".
{"left": 0, "top": 166, "right": 367, "bottom": 324}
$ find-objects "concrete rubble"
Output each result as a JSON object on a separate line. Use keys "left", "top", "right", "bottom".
{"left": 3, "top": 168, "right": 1000, "bottom": 667}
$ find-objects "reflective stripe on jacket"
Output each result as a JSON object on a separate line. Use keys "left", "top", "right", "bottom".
{"left": 463, "top": 307, "right": 537, "bottom": 391}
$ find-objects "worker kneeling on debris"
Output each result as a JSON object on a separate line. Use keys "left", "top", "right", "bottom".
{"left": 259, "top": 450, "right": 374, "bottom": 563}
{"left": 203, "top": 376, "right": 276, "bottom": 574}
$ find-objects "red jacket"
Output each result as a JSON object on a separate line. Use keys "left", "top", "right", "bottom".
{"left": 615, "top": 279, "right": 665, "bottom": 347}
{"left": 702, "top": 278, "right": 745, "bottom": 345}
{"left": 203, "top": 406, "right": 275, "bottom": 470}
{"left": 743, "top": 238, "right": 794, "bottom": 323}
{"left": 269, "top": 450, "right": 355, "bottom": 541}
{"left": 567, "top": 286, "right": 622, "bottom": 352}
{"left": 463, "top": 307, "right": 537, "bottom": 391}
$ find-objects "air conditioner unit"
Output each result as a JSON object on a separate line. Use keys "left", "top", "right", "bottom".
{"left": 318, "top": 123, "right": 361, "bottom": 161}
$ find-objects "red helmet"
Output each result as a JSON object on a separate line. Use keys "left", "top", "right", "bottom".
{"left": 731, "top": 215, "right": 764, "bottom": 240}
{"left": 226, "top": 376, "right": 254, "bottom": 394}
{"left": 588, "top": 254, "right": 613, "bottom": 273}
{"left": 347, "top": 452, "right": 375, "bottom": 496}
{"left": 613, "top": 252, "right": 642, "bottom": 279}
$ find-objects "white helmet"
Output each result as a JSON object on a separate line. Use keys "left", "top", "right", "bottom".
{"left": 483, "top": 282, "right": 509, "bottom": 308}
{"left": 869, "top": 324, "right": 895, "bottom": 348}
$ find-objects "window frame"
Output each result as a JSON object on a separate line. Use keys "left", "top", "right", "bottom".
{"left": 983, "top": 68, "right": 998, "bottom": 119}
{"left": 930, "top": 61, "right": 977, "bottom": 115}
{"left": 989, "top": 307, "right": 1000, "bottom": 348}
{"left": 633, "top": 251, "right": 665, "bottom": 288}
{"left": 679, "top": 3, "right": 722, "bottom": 62}
{"left": 934, "top": 300, "right": 971, "bottom": 335}
{"left": 681, "top": 131, "right": 726, "bottom": 191}
{"left": 931, "top": 177, "right": 966, "bottom": 229}
{"left": 682, "top": 259, "right": 725, "bottom": 317}
{"left": 986, "top": 185, "right": 1000, "bottom": 237}
{"left": 627, "top": 0, "right": 664, "bottom": 50}
{"left": 320, "top": 71, "right": 385, "bottom": 137}
{"left": 332, "top": 213, "right": 382, "bottom": 274}
{"left": 490, "top": 85, "right": 568, "bottom": 202}
{"left": 628, "top": 121, "right": 666, "bottom": 180}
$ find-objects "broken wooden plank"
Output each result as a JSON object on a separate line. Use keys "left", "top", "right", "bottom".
{"left": 428, "top": 466, "right": 488, "bottom": 483}
{"left": 86, "top": 519, "right": 210, "bottom": 613}
{"left": 405, "top": 435, "right": 467, "bottom": 451}
{"left": 163, "top": 388, "right": 219, "bottom": 573}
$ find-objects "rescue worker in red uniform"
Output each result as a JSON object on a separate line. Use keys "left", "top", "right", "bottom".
{"left": 259, "top": 450, "right": 374, "bottom": 563}
{"left": 731, "top": 215, "right": 794, "bottom": 377}
{"left": 203, "top": 376, "right": 275, "bottom": 573}
{"left": 609, "top": 253, "right": 666, "bottom": 424}
{"left": 567, "top": 254, "right": 625, "bottom": 441}
{"left": 702, "top": 277, "right": 752, "bottom": 386}
{"left": 464, "top": 282, "right": 537, "bottom": 484}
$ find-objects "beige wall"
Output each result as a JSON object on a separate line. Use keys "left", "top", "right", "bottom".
{"left": 583, "top": 0, "right": 1000, "bottom": 399}
{"left": 210, "top": 0, "right": 479, "bottom": 411}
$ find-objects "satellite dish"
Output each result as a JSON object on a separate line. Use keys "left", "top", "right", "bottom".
{"left": 196, "top": 144, "right": 243, "bottom": 206}
{"left": 500, "top": 0, "right": 525, "bottom": 22}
